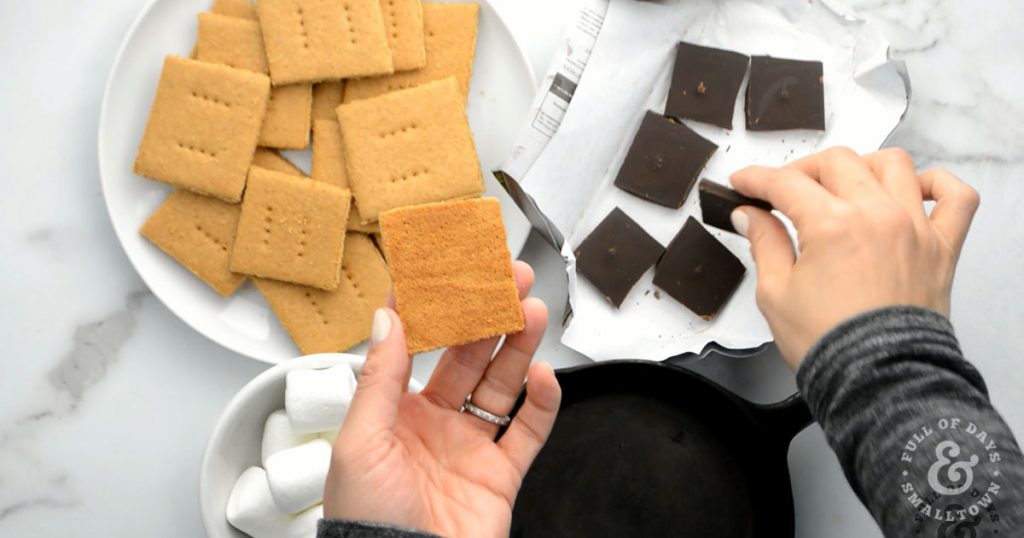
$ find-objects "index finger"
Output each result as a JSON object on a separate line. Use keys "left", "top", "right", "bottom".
{"left": 730, "top": 165, "right": 840, "bottom": 227}
{"left": 787, "top": 147, "right": 889, "bottom": 202}
{"left": 420, "top": 261, "right": 536, "bottom": 411}
{"left": 344, "top": 308, "right": 411, "bottom": 434}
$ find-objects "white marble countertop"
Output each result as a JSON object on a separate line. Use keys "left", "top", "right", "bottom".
{"left": 1, "top": 0, "right": 1021, "bottom": 536}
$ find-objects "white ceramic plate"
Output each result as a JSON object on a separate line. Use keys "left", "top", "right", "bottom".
{"left": 199, "top": 353, "right": 424, "bottom": 538}
{"left": 99, "top": 0, "right": 536, "bottom": 364}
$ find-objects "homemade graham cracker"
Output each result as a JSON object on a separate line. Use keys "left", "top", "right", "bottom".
{"left": 312, "top": 81, "right": 345, "bottom": 122}
{"left": 254, "top": 233, "right": 390, "bottom": 353}
{"left": 257, "top": 0, "right": 394, "bottom": 85}
{"left": 336, "top": 77, "right": 483, "bottom": 222}
{"left": 140, "top": 190, "right": 246, "bottom": 296}
{"left": 251, "top": 148, "right": 305, "bottom": 176}
{"left": 231, "top": 167, "right": 350, "bottom": 290}
{"left": 133, "top": 56, "right": 270, "bottom": 202}
{"left": 311, "top": 119, "right": 348, "bottom": 189}
{"left": 190, "top": 0, "right": 256, "bottom": 61}
{"left": 261, "top": 83, "right": 312, "bottom": 149}
{"left": 196, "top": 13, "right": 268, "bottom": 73}
{"left": 344, "top": 3, "right": 477, "bottom": 102}
{"left": 347, "top": 206, "right": 379, "bottom": 233}
{"left": 379, "top": 198, "right": 524, "bottom": 354}
{"left": 378, "top": 0, "right": 426, "bottom": 72}
{"left": 306, "top": 121, "right": 376, "bottom": 232}
{"left": 211, "top": 0, "right": 258, "bottom": 19}
{"left": 196, "top": 14, "right": 312, "bottom": 150}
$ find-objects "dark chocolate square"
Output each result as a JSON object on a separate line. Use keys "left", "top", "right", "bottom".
{"left": 746, "top": 56, "right": 825, "bottom": 131}
{"left": 574, "top": 208, "right": 665, "bottom": 308}
{"left": 613, "top": 111, "right": 718, "bottom": 209}
{"left": 665, "top": 42, "right": 750, "bottom": 129}
{"left": 653, "top": 217, "right": 745, "bottom": 319}
{"left": 698, "top": 179, "right": 773, "bottom": 234}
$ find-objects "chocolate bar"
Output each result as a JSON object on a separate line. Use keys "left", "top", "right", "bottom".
{"left": 653, "top": 217, "right": 745, "bottom": 319}
{"left": 614, "top": 111, "right": 718, "bottom": 209}
{"left": 574, "top": 207, "right": 665, "bottom": 308}
{"left": 698, "top": 179, "right": 773, "bottom": 234}
{"left": 665, "top": 42, "right": 749, "bottom": 129}
{"left": 746, "top": 56, "right": 825, "bottom": 131}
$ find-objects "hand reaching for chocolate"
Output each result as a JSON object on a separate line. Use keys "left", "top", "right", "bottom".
{"left": 729, "top": 147, "right": 980, "bottom": 370}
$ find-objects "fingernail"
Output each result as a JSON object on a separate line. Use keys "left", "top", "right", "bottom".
{"left": 370, "top": 308, "right": 391, "bottom": 346}
{"left": 731, "top": 209, "right": 749, "bottom": 237}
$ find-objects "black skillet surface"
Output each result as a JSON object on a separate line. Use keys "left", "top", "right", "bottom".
{"left": 509, "top": 359, "right": 812, "bottom": 538}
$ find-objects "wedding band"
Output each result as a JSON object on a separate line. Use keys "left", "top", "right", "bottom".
{"left": 461, "top": 398, "right": 511, "bottom": 426}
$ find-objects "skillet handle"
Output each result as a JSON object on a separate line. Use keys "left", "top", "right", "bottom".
{"left": 752, "top": 393, "right": 813, "bottom": 448}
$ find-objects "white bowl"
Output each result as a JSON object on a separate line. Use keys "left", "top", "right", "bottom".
{"left": 199, "top": 353, "right": 425, "bottom": 537}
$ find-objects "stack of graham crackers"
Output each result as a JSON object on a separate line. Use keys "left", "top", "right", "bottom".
{"left": 135, "top": 0, "right": 525, "bottom": 356}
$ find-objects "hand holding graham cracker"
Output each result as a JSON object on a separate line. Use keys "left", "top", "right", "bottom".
{"left": 133, "top": 0, "right": 526, "bottom": 357}
{"left": 379, "top": 198, "right": 525, "bottom": 354}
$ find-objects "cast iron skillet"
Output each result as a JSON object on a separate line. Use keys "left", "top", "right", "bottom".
{"left": 509, "top": 359, "right": 812, "bottom": 537}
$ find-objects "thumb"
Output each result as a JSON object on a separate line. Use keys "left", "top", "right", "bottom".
{"left": 345, "top": 308, "right": 412, "bottom": 433}
{"left": 733, "top": 207, "right": 795, "bottom": 301}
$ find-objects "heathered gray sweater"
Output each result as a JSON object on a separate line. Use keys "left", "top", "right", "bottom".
{"left": 319, "top": 307, "right": 1023, "bottom": 537}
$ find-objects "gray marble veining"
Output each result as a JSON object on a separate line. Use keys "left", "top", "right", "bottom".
{"left": 45, "top": 290, "right": 147, "bottom": 409}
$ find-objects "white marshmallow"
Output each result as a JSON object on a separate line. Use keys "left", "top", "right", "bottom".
{"left": 265, "top": 439, "right": 333, "bottom": 514}
{"left": 285, "top": 364, "right": 358, "bottom": 434}
{"left": 262, "top": 410, "right": 320, "bottom": 466}
{"left": 226, "top": 467, "right": 291, "bottom": 538}
{"left": 286, "top": 504, "right": 323, "bottom": 538}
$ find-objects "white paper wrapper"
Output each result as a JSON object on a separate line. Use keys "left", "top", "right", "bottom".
{"left": 501, "top": 0, "right": 910, "bottom": 361}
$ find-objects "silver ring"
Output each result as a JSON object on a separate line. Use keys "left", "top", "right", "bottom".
{"left": 461, "top": 397, "right": 511, "bottom": 426}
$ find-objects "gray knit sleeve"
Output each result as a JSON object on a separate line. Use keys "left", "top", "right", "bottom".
{"left": 317, "top": 519, "right": 440, "bottom": 538}
{"left": 796, "top": 306, "right": 1023, "bottom": 536}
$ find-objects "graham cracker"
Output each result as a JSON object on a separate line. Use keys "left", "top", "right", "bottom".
{"left": 254, "top": 233, "right": 390, "bottom": 353}
{"left": 310, "top": 116, "right": 375, "bottom": 233}
{"left": 311, "top": 119, "right": 348, "bottom": 189}
{"left": 251, "top": 148, "right": 305, "bottom": 176}
{"left": 336, "top": 77, "right": 483, "bottom": 221}
{"left": 378, "top": 197, "right": 524, "bottom": 354}
{"left": 133, "top": 56, "right": 270, "bottom": 202}
{"left": 257, "top": 0, "right": 394, "bottom": 85}
{"left": 196, "top": 13, "right": 268, "bottom": 74}
{"left": 230, "top": 167, "right": 350, "bottom": 290}
{"left": 140, "top": 190, "right": 246, "bottom": 296}
{"left": 190, "top": 0, "right": 256, "bottom": 59}
{"left": 312, "top": 81, "right": 345, "bottom": 122}
{"left": 344, "top": 3, "right": 477, "bottom": 102}
{"left": 379, "top": 0, "right": 426, "bottom": 72}
{"left": 347, "top": 205, "right": 379, "bottom": 233}
{"left": 211, "top": 0, "right": 258, "bottom": 19}
{"left": 195, "top": 15, "right": 312, "bottom": 150}
{"left": 261, "top": 83, "right": 313, "bottom": 149}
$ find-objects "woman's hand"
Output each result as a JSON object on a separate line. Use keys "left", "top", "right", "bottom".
{"left": 730, "top": 147, "right": 980, "bottom": 370}
{"left": 322, "top": 261, "right": 561, "bottom": 537}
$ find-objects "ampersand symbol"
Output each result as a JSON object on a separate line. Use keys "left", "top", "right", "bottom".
{"left": 927, "top": 440, "right": 979, "bottom": 496}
